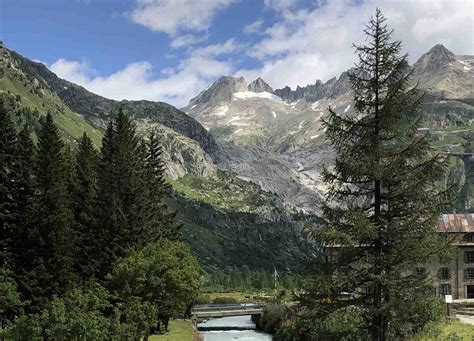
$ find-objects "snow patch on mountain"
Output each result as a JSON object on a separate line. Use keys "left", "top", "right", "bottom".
{"left": 213, "top": 105, "right": 229, "bottom": 116}
{"left": 233, "top": 91, "right": 282, "bottom": 101}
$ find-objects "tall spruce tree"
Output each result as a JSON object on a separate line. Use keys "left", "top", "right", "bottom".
{"left": 144, "top": 130, "right": 179, "bottom": 240}
{"left": 0, "top": 99, "right": 17, "bottom": 269}
{"left": 301, "top": 9, "right": 456, "bottom": 340}
{"left": 10, "top": 125, "right": 36, "bottom": 293}
{"left": 95, "top": 110, "right": 160, "bottom": 277}
{"left": 71, "top": 133, "right": 99, "bottom": 279}
{"left": 31, "top": 112, "right": 75, "bottom": 309}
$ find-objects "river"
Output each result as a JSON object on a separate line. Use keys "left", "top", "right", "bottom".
{"left": 198, "top": 315, "right": 273, "bottom": 340}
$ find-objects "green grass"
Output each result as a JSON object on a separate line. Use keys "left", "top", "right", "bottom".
{"left": 0, "top": 60, "right": 103, "bottom": 147}
{"left": 149, "top": 320, "right": 194, "bottom": 341}
{"left": 197, "top": 291, "right": 279, "bottom": 304}
{"left": 414, "top": 320, "right": 474, "bottom": 340}
{"left": 168, "top": 172, "right": 279, "bottom": 213}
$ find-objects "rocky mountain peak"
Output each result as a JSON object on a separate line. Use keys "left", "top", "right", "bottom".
{"left": 428, "top": 44, "right": 455, "bottom": 58}
{"left": 413, "top": 44, "right": 455, "bottom": 74}
{"left": 248, "top": 77, "right": 273, "bottom": 93}
{"left": 187, "top": 76, "right": 248, "bottom": 107}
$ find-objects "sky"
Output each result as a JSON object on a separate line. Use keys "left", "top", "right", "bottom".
{"left": 1, "top": 0, "right": 473, "bottom": 107}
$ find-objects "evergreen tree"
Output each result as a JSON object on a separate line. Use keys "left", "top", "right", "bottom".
{"left": 301, "top": 10, "right": 456, "bottom": 340}
{"left": 71, "top": 133, "right": 99, "bottom": 279}
{"left": 0, "top": 99, "right": 18, "bottom": 269}
{"left": 30, "top": 112, "right": 75, "bottom": 310}
{"left": 10, "top": 125, "right": 36, "bottom": 295}
{"left": 95, "top": 120, "right": 119, "bottom": 278}
{"left": 144, "top": 130, "right": 179, "bottom": 240}
{"left": 95, "top": 110, "right": 163, "bottom": 277}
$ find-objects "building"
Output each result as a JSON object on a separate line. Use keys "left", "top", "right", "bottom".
{"left": 426, "top": 213, "right": 474, "bottom": 299}
{"left": 324, "top": 213, "right": 474, "bottom": 300}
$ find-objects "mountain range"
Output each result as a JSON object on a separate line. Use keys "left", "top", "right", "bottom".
{"left": 0, "top": 42, "right": 472, "bottom": 271}
{"left": 183, "top": 44, "right": 473, "bottom": 215}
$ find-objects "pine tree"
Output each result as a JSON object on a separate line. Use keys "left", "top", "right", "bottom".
{"left": 10, "top": 125, "right": 36, "bottom": 297}
{"left": 71, "top": 133, "right": 99, "bottom": 279}
{"left": 144, "top": 130, "right": 179, "bottom": 240}
{"left": 95, "top": 110, "right": 154, "bottom": 277}
{"left": 95, "top": 120, "right": 119, "bottom": 278}
{"left": 0, "top": 99, "right": 17, "bottom": 269}
{"left": 301, "top": 9, "right": 456, "bottom": 340}
{"left": 30, "top": 112, "right": 75, "bottom": 309}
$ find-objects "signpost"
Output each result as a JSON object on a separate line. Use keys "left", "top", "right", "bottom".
{"left": 445, "top": 295, "right": 452, "bottom": 324}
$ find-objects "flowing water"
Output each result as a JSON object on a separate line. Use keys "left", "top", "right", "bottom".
{"left": 198, "top": 315, "right": 273, "bottom": 340}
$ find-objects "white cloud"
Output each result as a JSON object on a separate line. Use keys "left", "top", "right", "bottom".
{"left": 170, "top": 34, "right": 208, "bottom": 49}
{"left": 244, "top": 19, "right": 264, "bottom": 34}
{"left": 49, "top": 40, "right": 239, "bottom": 107}
{"left": 50, "top": 59, "right": 94, "bottom": 85}
{"left": 238, "top": 0, "right": 473, "bottom": 90}
{"left": 263, "top": 0, "right": 298, "bottom": 10}
{"left": 51, "top": 0, "right": 473, "bottom": 107}
{"left": 130, "top": 0, "right": 236, "bottom": 35}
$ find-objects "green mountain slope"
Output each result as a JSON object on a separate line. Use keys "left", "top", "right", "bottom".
{"left": 0, "top": 43, "right": 310, "bottom": 273}
{"left": 0, "top": 46, "right": 103, "bottom": 145}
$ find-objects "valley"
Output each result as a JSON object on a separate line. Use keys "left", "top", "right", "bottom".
{"left": 1, "top": 41, "right": 472, "bottom": 276}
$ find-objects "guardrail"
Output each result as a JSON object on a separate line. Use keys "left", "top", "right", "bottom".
{"left": 191, "top": 303, "right": 264, "bottom": 317}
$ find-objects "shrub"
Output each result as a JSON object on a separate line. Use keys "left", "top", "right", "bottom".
{"left": 258, "top": 303, "right": 288, "bottom": 334}
{"left": 387, "top": 291, "right": 445, "bottom": 339}
{"left": 277, "top": 306, "right": 368, "bottom": 341}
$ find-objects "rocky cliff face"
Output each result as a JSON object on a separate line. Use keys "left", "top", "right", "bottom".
{"left": 411, "top": 44, "right": 473, "bottom": 100}
{"left": 273, "top": 70, "right": 352, "bottom": 102}
{"left": 188, "top": 76, "right": 248, "bottom": 108}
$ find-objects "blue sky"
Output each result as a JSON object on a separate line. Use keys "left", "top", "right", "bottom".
{"left": 1, "top": 0, "right": 472, "bottom": 106}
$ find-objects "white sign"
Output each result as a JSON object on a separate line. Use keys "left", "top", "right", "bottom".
{"left": 445, "top": 295, "right": 452, "bottom": 303}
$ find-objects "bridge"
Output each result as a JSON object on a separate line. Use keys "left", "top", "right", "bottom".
{"left": 191, "top": 303, "right": 264, "bottom": 319}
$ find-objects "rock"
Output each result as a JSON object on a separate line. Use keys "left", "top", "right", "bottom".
{"left": 248, "top": 77, "right": 273, "bottom": 93}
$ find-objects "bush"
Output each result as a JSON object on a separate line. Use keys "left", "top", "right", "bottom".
{"left": 277, "top": 306, "right": 368, "bottom": 341}
{"left": 258, "top": 303, "right": 288, "bottom": 334}
{"left": 387, "top": 291, "right": 445, "bottom": 339}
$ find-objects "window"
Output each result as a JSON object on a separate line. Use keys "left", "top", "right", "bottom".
{"left": 466, "top": 251, "right": 474, "bottom": 263}
{"left": 415, "top": 267, "right": 426, "bottom": 276}
{"left": 465, "top": 234, "right": 474, "bottom": 243}
{"left": 466, "top": 268, "right": 474, "bottom": 279}
{"left": 440, "top": 284, "right": 451, "bottom": 296}
{"left": 440, "top": 267, "right": 450, "bottom": 280}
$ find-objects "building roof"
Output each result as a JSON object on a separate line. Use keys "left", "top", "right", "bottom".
{"left": 437, "top": 214, "right": 474, "bottom": 233}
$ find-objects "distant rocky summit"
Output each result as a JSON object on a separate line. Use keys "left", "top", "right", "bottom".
{"left": 248, "top": 77, "right": 273, "bottom": 93}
